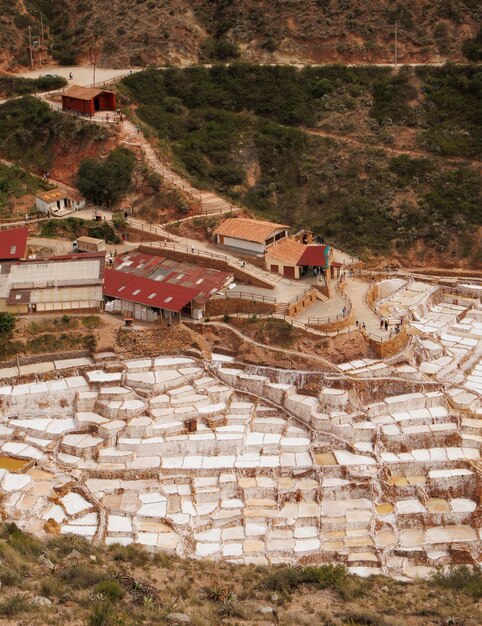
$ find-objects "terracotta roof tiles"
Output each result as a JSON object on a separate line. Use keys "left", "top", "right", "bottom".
{"left": 214, "top": 217, "right": 289, "bottom": 244}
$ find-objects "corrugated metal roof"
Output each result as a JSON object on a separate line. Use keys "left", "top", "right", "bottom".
{"left": 104, "top": 269, "right": 199, "bottom": 312}
{"left": 113, "top": 250, "right": 232, "bottom": 301}
{"left": 0, "top": 227, "right": 28, "bottom": 261}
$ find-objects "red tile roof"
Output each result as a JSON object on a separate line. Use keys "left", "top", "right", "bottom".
{"left": 0, "top": 227, "right": 28, "bottom": 260}
{"left": 297, "top": 245, "right": 329, "bottom": 267}
{"left": 103, "top": 269, "right": 199, "bottom": 312}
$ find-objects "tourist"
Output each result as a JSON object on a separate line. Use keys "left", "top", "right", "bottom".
{"left": 380, "top": 318, "right": 384, "bottom": 329}
{"left": 69, "top": 72, "right": 73, "bottom": 80}
{"left": 356, "top": 320, "right": 359, "bottom": 328}
{"left": 362, "top": 322, "right": 366, "bottom": 330}
{"left": 384, "top": 320, "right": 389, "bottom": 331}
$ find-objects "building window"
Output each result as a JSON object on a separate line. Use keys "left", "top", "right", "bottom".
{"left": 10, "top": 246, "right": 16, "bottom": 255}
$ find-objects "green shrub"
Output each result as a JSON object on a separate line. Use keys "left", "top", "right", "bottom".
{"left": 94, "top": 579, "right": 124, "bottom": 601}
{"left": 58, "top": 564, "right": 104, "bottom": 589}
{"left": 431, "top": 565, "right": 482, "bottom": 599}
{"left": 108, "top": 543, "right": 150, "bottom": 567}
{"left": 82, "top": 315, "right": 101, "bottom": 329}
{"left": 463, "top": 28, "right": 482, "bottom": 61}
{"left": 0, "top": 593, "right": 31, "bottom": 617}
{"left": 4, "top": 524, "right": 43, "bottom": 557}
{"left": 261, "top": 563, "right": 350, "bottom": 596}
{"left": 88, "top": 601, "right": 121, "bottom": 626}
{"left": 0, "top": 75, "right": 67, "bottom": 98}
{"left": 0, "top": 312, "right": 16, "bottom": 340}
{"left": 46, "top": 534, "right": 93, "bottom": 558}
{"left": 77, "top": 148, "right": 136, "bottom": 207}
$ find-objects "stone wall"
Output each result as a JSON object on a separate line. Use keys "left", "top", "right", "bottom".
{"left": 138, "top": 245, "right": 274, "bottom": 289}
{"left": 370, "top": 327, "right": 410, "bottom": 359}
{"left": 205, "top": 298, "right": 275, "bottom": 317}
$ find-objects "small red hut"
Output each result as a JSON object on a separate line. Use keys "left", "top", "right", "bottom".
{"left": 61, "top": 85, "right": 116, "bottom": 116}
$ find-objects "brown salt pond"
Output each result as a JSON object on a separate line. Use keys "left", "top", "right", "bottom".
{"left": 315, "top": 452, "right": 337, "bottom": 466}
{"left": 0, "top": 456, "right": 29, "bottom": 472}
{"left": 376, "top": 503, "right": 395, "bottom": 515}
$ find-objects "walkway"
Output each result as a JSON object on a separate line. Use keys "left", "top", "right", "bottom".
{"left": 17, "top": 66, "right": 139, "bottom": 87}
{"left": 344, "top": 278, "right": 383, "bottom": 334}
{"left": 121, "top": 120, "right": 240, "bottom": 216}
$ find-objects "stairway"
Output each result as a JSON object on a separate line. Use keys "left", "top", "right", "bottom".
{"left": 275, "top": 302, "right": 288, "bottom": 315}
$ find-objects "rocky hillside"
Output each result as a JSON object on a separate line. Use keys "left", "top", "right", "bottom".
{"left": 0, "top": 526, "right": 480, "bottom": 626}
{"left": 0, "top": 0, "right": 480, "bottom": 69}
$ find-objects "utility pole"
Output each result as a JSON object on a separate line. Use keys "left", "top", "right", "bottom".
{"left": 28, "top": 26, "right": 34, "bottom": 69}
{"left": 394, "top": 20, "right": 398, "bottom": 68}
{"left": 92, "top": 35, "right": 98, "bottom": 86}
{"left": 38, "top": 13, "right": 44, "bottom": 66}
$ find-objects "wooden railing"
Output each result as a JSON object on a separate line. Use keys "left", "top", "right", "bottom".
{"left": 211, "top": 291, "right": 277, "bottom": 304}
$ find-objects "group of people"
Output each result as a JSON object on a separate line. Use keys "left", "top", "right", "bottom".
{"left": 380, "top": 318, "right": 390, "bottom": 331}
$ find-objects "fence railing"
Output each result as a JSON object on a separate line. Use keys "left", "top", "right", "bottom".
{"left": 204, "top": 310, "right": 353, "bottom": 337}
{"left": 308, "top": 312, "right": 350, "bottom": 325}
{"left": 287, "top": 285, "right": 315, "bottom": 306}
{"left": 211, "top": 291, "right": 277, "bottom": 304}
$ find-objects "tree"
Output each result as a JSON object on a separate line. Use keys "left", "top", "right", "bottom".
{"left": 0, "top": 313, "right": 16, "bottom": 340}
{"left": 77, "top": 148, "right": 136, "bottom": 207}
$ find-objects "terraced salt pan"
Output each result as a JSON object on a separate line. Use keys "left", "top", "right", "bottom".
{"left": 0, "top": 347, "right": 479, "bottom": 580}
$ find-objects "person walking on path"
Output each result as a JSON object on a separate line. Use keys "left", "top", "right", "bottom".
{"left": 380, "top": 318, "right": 384, "bottom": 329}
{"left": 384, "top": 319, "right": 389, "bottom": 331}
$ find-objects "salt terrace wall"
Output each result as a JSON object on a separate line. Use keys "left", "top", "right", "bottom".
{"left": 0, "top": 353, "right": 479, "bottom": 580}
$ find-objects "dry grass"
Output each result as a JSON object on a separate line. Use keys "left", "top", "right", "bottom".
{"left": 0, "top": 527, "right": 479, "bottom": 625}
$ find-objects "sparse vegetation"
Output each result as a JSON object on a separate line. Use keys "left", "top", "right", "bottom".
{"left": 431, "top": 565, "right": 482, "bottom": 599}
{"left": 40, "top": 216, "right": 121, "bottom": 243}
{"left": 0, "top": 526, "right": 479, "bottom": 625}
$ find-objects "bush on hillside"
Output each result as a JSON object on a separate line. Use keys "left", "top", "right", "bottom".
{"left": 77, "top": 148, "right": 136, "bottom": 206}
{"left": 0, "top": 75, "right": 67, "bottom": 98}
{"left": 462, "top": 28, "right": 482, "bottom": 61}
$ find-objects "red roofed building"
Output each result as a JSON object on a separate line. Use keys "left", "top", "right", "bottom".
{"left": 61, "top": 85, "right": 116, "bottom": 117}
{"left": 265, "top": 239, "right": 334, "bottom": 280}
{"left": 0, "top": 227, "right": 28, "bottom": 261}
{"left": 103, "top": 249, "right": 233, "bottom": 323}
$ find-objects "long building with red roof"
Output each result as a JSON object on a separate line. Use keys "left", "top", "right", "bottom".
{"left": 103, "top": 249, "right": 233, "bottom": 323}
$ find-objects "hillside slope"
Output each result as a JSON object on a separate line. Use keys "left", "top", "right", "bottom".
{"left": 0, "top": 527, "right": 480, "bottom": 626}
{"left": 0, "top": 0, "right": 480, "bottom": 69}
{"left": 121, "top": 64, "right": 482, "bottom": 266}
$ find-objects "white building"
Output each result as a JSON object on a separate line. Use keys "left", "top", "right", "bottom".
{"left": 214, "top": 217, "right": 289, "bottom": 255}
{"left": 35, "top": 186, "right": 86, "bottom": 216}
{"left": 0, "top": 252, "right": 105, "bottom": 314}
